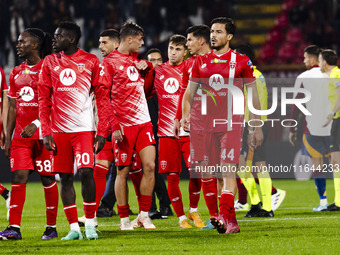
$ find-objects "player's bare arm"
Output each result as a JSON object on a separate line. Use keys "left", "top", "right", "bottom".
{"left": 323, "top": 86, "right": 340, "bottom": 127}
{"left": 246, "top": 82, "right": 264, "bottom": 149}
{"left": 173, "top": 119, "right": 181, "bottom": 139}
{"left": 5, "top": 97, "right": 17, "bottom": 157}
{"left": 289, "top": 131, "right": 297, "bottom": 147}
{"left": 21, "top": 119, "right": 40, "bottom": 138}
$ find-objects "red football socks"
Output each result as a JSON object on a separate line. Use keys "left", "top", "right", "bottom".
{"left": 93, "top": 164, "right": 109, "bottom": 211}
{"left": 9, "top": 183, "right": 26, "bottom": 226}
{"left": 202, "top": 178, "right": 218, "bottom": 217}
{"left": 189, "top": 177, "right": 201, "bottom": 208}
{"left": 167, "top": 173, "right": 185, "bottom": 217}
{"left": 43, "top": 181, "right": 59, "bottom": 226}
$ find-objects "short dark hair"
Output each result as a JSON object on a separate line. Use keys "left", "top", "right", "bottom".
{"left": 186, "top": 25, "right": 210, "bottom": 44}
{"left": 211, "top": 17, "right": 236, "bottom": 35}
{"left": 57, "top": 21, "right": 81, "bottom": 45}
{"left": 24, "top": 28, "right": 52, "bottom": 58}
{"left": 304, "top": 45, "right": 321, "bottom": 58}
{"left": 100, "top": 29, "right": 120, "bottom": 42}
{"left": 169, "top": 34, "right": 187, "bottom": 47}
{"left": 320, "top": 49, "right": 337, "bottom": 65}
{"left": 120, "top": 21, "right": 144, "bottom": 40}
{"left": 145, "top": 48, "right": 161, "bottom": 58}
{"left": 236, "top": 44, "right": 254, "bottom": 63}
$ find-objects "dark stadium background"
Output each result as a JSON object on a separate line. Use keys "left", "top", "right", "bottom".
{"left": 0, "top": 0, "right": 339, "bottom": 181}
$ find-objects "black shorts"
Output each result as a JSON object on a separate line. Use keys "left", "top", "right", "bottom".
{"left": 241, "top": 123, "right": 269, "bottom": 162}
{"left": 330, "top": 118, "right": 340, "bottom": 152}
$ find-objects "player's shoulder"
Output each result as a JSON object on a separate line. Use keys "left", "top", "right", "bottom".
{"left": 331, "top": 66, "right": 340, "bottom": 78}
{"left": 11, "top": 62, "right": 26, "bottom": 75}
{"left": 234, "top": 50, "right": 252, "bottom": 65}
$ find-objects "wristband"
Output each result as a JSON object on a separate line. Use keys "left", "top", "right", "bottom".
{"left": 32, "top": 119, "right": 41, "bottom": 128}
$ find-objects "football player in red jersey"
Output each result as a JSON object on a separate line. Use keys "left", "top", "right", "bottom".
{"left": 182, "top": 17, "right": 263, "bottom": 234}
{"left": 0, "top": 28, "right": 59, "bottom": 241}
{"left": 38, "top": 22, "right": 105, "bottom": 240}
{"left": 173, "top": 25, "right": 219, "bottom": 229}
{"left": 97, "top": 21, "right": 156, "bottom": 230}
{"left": 154, "top": 34, "right": 204, "bottom": 228}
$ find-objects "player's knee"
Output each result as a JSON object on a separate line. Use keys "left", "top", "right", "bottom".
{"left": 142, "top": 160, "right": 155, "bottom": 173}
{"left": 12, "top": 171, "right": 29, "bottom": 184}
{"left": 78, "top": 167, "right": 94, "bottom": 180}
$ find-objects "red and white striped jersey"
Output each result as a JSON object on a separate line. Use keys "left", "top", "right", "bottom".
{"left": 191, "top": 49, "right": 255, "bottom": 132}
{"left": 154, "top": 61, "right": 189, "bottom": 137}
{"left": 8, "top": 62, "right": 42, "bottom": 139}
{"left": 96, "top": 50, "right": 153, "bottom": 131}
{"left": 38, "top": 49, "right": 100, "bottom": 137}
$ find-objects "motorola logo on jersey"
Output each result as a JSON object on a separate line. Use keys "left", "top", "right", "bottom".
{"left": 164, "top": 78, "right": 179, "bottom": 94}
{"left": 209, "top": 74, "right": 224, "bottom": 91}
{"left": 60, "top": 69, "right": 76, "bottom": 86}
{"left": 19, "top": 86, "right": 34, "bottom": 102}
{"left": 127, "top": 66, "right": 139, "bottom": 81}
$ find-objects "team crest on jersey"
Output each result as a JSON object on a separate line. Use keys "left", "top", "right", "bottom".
{"left": 60, "top": 69, "right": 76, "bottom": 86}
{"left": 209, "top": 74, "right": 224, "bottom": 91}
{"left": 160, "top": 160, "right": 167, "bottom": 170}
{"left": 229, "top": 61, "right": 236, "bottom": 69}
{"left": 19, "top": 86, "right": 34, "bottom": 102}
{"left": 127, "top": 66, "right": 139, "bottom": 81}
{"left": 160, "top": 75, "right": 164, "bottom": 80}
{"left": 121, "top": 153, "right": 127, "bottom": 163}
{"left": 164, "top": 78, "right": 179, "bottom": 94}
{"left": 77, "top": 63, "right": 85, "bottom": 73}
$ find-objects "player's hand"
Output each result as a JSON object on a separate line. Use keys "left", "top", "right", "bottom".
{"left": 253, "top": 128, "right": 264, "bottom": 148}
{"left": 289, "top": 132, "right": 297, "bottom": 147}
{"left": 323, "top": 113, "right": 333, "bottom": 127}
{"left": 135, "top": 60, "right": 148, "bottom": 71}
{"left": 181, "top": 114, "right": 190, "bottom": 132}
{"left": 4, "top": 138, "right": 11, "bottom": 158}
{"left": 94, "top": 135, "right": 105, "bottom": 154}
{"left": 21, "top": 123, "right": 38, "bottom": 138}
{"left": 113, "top": 125, "right": 124, "bottom": 142}
{"left": 43, "top": 135, "right": 56, "bottom": 151}
{"left": 173, "top": 119, "right": 181, "bottom": 139}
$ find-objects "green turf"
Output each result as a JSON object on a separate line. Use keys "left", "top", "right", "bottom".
{"left": 0, "top": 179, "right": 340, "bottom": 254}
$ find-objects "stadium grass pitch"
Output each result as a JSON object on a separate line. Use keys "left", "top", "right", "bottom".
{"left": 0, "top": 179, "right": 340, "bottom": 254}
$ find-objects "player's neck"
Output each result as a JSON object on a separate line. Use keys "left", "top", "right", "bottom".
{"left": 26, "top": 54, "right": 41, "bottom": 66}
{"left": 169, "top": 59, "right": 183, "bottom": 66}
{"left": 213, "top": 44, "right": 230, "bottom": 55}
{"left": 117, "top": 44, "right": 131, "bottom": 55}
{"left": 63, "top": 46, "right": 78, "bottom": 55}
{"left": 197, "top": 45, "right": 211, "bottom": 55}
{"left": 326, "top": 65, "right": 336, "bottom": 75}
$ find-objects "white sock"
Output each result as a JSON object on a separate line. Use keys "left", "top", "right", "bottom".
{"left": 179, "top": 215, "right": 187, "bottom": 222}
{"left": 320, "top": 198, "right": 328, "bottom": 207}
{"left": 140, "top": 211, "right": 148, "bottom": 217}
{"left": 46, "top": 225, "right": 56, "bottom": 228}
{"left": 189, "top": 207, "right": 198, "bottom": 213}
{"left": 121, "top": 217, "right": 130, "bottom": 223}
{"left": 85, "top": 218, "right": 95, "bottom": 227}
{"left": 70, "top": 223, "right": 80, "bottom": 232}
{"left": 10, "top": 225, "right": 20, "bottom": 229}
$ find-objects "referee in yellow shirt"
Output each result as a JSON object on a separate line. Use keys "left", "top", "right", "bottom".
{"left": 319, "top": 49, "right": 340, "bottom": 211}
